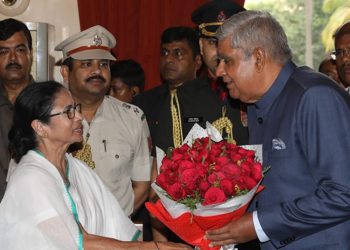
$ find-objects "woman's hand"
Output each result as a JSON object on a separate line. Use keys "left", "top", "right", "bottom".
{"left": 81, "top": 223, "right": 192, "bottom": 250}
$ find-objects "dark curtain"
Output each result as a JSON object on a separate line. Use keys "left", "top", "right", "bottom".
{"left": 77, "top": 0, "right": 245, "bottom": 90}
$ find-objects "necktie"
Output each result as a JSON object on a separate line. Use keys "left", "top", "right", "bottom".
{"left": 170, "top": 89, "right": 183, "bottom": 148}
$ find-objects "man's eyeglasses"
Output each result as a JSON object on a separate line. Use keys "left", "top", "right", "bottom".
{"left": 48, "top": 103, "right": 82, "bottom": 119}
{"left": 330, "top": 47, "right": 350, "bottom": 60}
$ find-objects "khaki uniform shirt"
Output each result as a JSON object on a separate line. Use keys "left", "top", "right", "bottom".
{"left": 83, "top": 96, "right": 151, "bottom": 216}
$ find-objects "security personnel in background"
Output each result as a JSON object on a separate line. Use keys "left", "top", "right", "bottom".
{"left": 134, "top": 26, "right": 248, "bottom": 157}
{"left": 192, "top": 1, "right": 260, "bottom": 249}
{"left": 192, "top": 0, "right": 248, "bottom": 127}
{"left": 134, "top": 25, "right": 248, "bottom": 243}
{"left": 0, "top": 18, "right": 34, "bottom": 201}
{"left": 55, "top": 25, "right": 152, "bottom": 218}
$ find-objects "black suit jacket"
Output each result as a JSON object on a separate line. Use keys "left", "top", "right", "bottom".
{"left": 133, "top": 77, "right": 248, "bottom": 155}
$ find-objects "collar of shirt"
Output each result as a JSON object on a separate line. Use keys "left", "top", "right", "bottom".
{"left": 171, "top": 77, "right": 207, "bottom": 93}
{"left": 254, "top": 61, "right": 296, "bottom": 117}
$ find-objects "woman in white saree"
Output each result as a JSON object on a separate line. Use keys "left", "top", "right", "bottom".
{"left": 0, "top": 81, "right": 190, "bottom": 250}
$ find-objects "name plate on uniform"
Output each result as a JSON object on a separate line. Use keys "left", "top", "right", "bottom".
{"left": 185, "top": 117, "right": 203, "bottom": 123}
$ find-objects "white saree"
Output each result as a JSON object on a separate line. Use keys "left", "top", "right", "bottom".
{"left": 0, "top": 150, "right": 139, "bottom": 250}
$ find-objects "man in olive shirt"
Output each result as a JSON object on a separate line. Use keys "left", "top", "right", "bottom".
{"left": 0, "top": 18, "right": 34, "bottom": 200}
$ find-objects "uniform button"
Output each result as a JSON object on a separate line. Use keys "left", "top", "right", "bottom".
{"left": 115, "top": 154, "right": 119, "bottom": 159}
{"left": 257, "top": 117, "right": 263, "bottom": 124}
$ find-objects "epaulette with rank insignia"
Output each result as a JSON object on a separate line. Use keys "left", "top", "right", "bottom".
{"left": 122, "top": 103, "right": 131, "bottom": 109}
{"left": 133, "top": 107, "right": 140, "bottom": 115}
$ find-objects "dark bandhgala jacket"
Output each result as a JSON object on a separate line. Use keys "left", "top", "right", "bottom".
{"left": 134, "top": 76, "right": 249, "bottom": 156}
{"left": 248, "top": 62, "right": 350, "bottom": 250}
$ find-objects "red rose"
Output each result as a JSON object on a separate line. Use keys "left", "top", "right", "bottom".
{"left": 171, "top": 150, "right": 184, "bottom": 161}
{"left": 202, "top": 187, "right": 227, "bottom": 205}
{"left": 222, "top": 163, "right": 241, "bottom": 179}
{"left": 252, "top": 162, "right": 262, "bottom": 172}
{"left": 168, "top": 183, "right": 186, "bottom": 200}
{"left": 220, "top": 179, "right": 234, "bottom": 196}
{"left": 210, "top": 145, "right": 222, "bottom": 157}
{"left": 212, "top": 163, "right": 222, "bottom": 171}
{"left": 195, "top": 163, "right": 207, "bottom": 177}
{"left": 241, "top": 161, "right": 252, "bottom": 175}
{"left": 246, "top": 157, "right": 255, "bottom": 163}
{"left": 180, "top": 144, "right": 190, "bottom": 150}
{"left": 231, "top": 152, "right": 243, "bottom": 161}
{"left": 199, "top": 180, "right": 210, "bottom": 194}
{"left": 216, "top": 171, "right": 225, "bottom": 181}
{"left": 202, "top": 137, "right": 210, "bottom": 144}
{"left": 188, "top": 148, "right": 197, "bottom": 158}
{"left": 180, "top": 168, "right": 200, "bottom": 189}
{"left": 246, "top": 149, "right": 256, "bottom": 157}
{"left": 195, "top": 137, "right": 209, "bottom": 149}
{"left": 226, "top": 143, "right": 238, "bottom": 151}
{"left": 215, "top": 140, "right": 226, "bottom": 150}
{"left": 193, "top": 137, "right": 208, "bottom": 151}
{"left": 160, "top": 157, "right": 174, "bottom": 172}
{"left": 238, "top": 147, "right": 248, "bottom": 156}
{"left": 161, "top": 169, "right": 178, "bottom": 185}
{"left": 197, "top": 149, "right": 209, "bottom": 163}
{"left": 242, "top": 176, "right": 258, "bottom": 190}
{"left": 252, "top": 170, "right": 262, "bottom": 182}
{"left": 156, "top": 172, "right": 168, "bottom": 190}
{"left": 178, "top": 160, "right": 196, "bottom": 173}
{"left": 208, "top": 173, "right": 218, "bottom": 184}
{"left": 251, "top": 163, "right": 262, "bottom": 181}
{"left": 216, "top": 156, "right": 230, "bottom": 166}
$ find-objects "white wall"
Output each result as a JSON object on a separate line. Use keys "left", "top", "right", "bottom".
{"left": 0, "top": 0, "right": 81, "bottom": 82}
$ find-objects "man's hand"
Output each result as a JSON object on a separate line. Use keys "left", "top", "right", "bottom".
{"left": 205, "top": 212, "right": 257, "bottom": 247}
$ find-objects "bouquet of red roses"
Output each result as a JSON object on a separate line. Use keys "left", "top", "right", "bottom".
{"left": 146, "top": 123, "right": 264, "bottom": 250}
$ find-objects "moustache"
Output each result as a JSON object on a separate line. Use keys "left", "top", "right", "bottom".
{"left": 5, "top": 62, "right": 22, "bottom": 70}
{"left": 162, "top": 63, "right": 177, "bottom": 71}
{"left": 85, "top": 75, "right": 106, "bottom": 83}
{"left": 340, "top": 62, "right": 350, "bottom": 70}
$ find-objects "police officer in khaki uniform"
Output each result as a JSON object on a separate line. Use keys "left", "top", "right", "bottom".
{"left": 55, "top": 26, "right": 152, "bottom": 217}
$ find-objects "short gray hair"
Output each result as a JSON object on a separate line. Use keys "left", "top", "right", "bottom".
{"left": 216, "top": 10, "right": 292, "bottom": 65}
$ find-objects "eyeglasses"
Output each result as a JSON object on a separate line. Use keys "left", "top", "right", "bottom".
{"left": 48, "top": 103, "right": 82, "bottom": 119}
{"left": 330, "top": 47, "right": 350, "bottom": 60}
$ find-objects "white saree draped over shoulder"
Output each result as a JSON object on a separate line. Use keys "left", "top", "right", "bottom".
{"left": 0, "top": 150, "right": 139, "bottom": 250}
